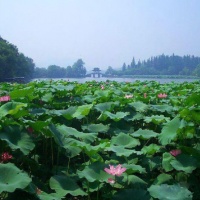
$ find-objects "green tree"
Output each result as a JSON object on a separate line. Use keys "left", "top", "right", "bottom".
{"left": 47, "top": 65, "right": 66, "bottom": 78}
{"left": 192, "top": 64, "right": 200, "bottom": 77}
{"left": 34, "top": 67, "right": 47, "bottom": 78}
{"left": 71, "top": 59, "right": 86, "bottom": 77}
{"left": 179, "top": 67, "right": 190, "bottom": 75}
{"left": 122, "top": 63, "right": 126, "bottom": 71}
{"left": 130, "top": 57, "right": 136, "bottom": 68}
{"left": 66, "top": 66, "right": 73, "bottom": 77}
{"left": 0, "top": 36, "right": 35, "bottom": 82}
{"left": 105, "top": 66, "right": 115, "bottom": 75}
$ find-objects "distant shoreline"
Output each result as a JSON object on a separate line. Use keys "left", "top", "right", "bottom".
{"left": 34, "top": 75, "right": 199, "bottom": 79}
{"left": 103, "top": 75, "right": 199, "bottom": 79}
{"left": 31, "top": 76, "right": 199, "bottom": 84}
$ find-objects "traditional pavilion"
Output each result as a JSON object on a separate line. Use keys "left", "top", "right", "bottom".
{"left": 91, "top": 67, "right": 102, "bottom": 78}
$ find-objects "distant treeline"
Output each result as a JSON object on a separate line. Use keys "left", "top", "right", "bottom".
{"left": 105, "top": 54, "right": 200, "bottom": 77}
{"left": 34, "top": 59, "right": 86, "bottom": 78}
{"left": 1, "top": 36, "right": 200, "bottom": 81}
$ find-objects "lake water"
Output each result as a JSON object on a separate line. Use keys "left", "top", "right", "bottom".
{"left": 33, "top": 77, "right": 199, "bottom": 84}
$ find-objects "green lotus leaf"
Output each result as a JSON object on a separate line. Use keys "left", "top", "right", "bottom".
{"left": 162, "top": 152, "right": 175, "bottom": 172}
{"left": 170, "top": 154, "right": 198, "bottom": 173}
{"left": 77, "top": 162, "right": 110, "bottom": 182}
{"left": 66, "top": 145, "right": 82, "bottom": 158}
{"left": 143, "top": 156, "right": 162, "bottom": 171}
{"left": 113, "top": 189, "right": 151, "bottom": 200}
{"left": 175, "top": 172, "right": 188, "bottom": 183}
{"left": 191, "top": 109, "right": 200, "bottom": 122}
{"left": 41, "top": 92, "right": 53, "bottom": 102}
{"left": 56, "top": 125, "right": 97, "bottom": 143}
{"left": 180, "top": 146, "right": 200, "bottom": 160}
{"left": 47, "top": 109, "right": 65, "bottom": 116}
{"left": 30, "top": 108, "right": 47, "bottom": 115}
{"left": 63, "top": 138, "right": 93, "bottom": 152}
{"left": 29, "top": 120, "right": 50, "bottom": 131}
{"left": 72, "top": 104, "right": 93, "bottom": 119}
{"left": 87, "top": 140, "right": 110, "bottom": 151}
{"left": 131, "top": 129, "right": 159, "bottom": 139}
{"left": 122, "top": 164, "right": 146, "bottom": 174}
{"left": 0, "top": 126, "right": 35, "bottom": 155}
{"left": 126, "top": 112, "right": 144, "bottom": 121}
{"left": 144, "top": 115, "right": 170, "bottom": 124}
{"left": 82, "top": 123, "right": 109, "bottom": 133}
{"left": 82, "top": 181, "right": 104, "bottom": 192}
{"left": 82, "top": 94, "right": 96, "bottom": 103}
{"left": 106, "top": 146, "right": 134, "bottom": 157}
{"left": 49, "top": 124, "right": 64, "bottom": 147}
{"left": 123, "top": 175, "right": 147, "bottom": 186}
{"left": 141, "top": 144, "right": 161, "bottom": 155}
{"left": 153, "top": 173, "right": 173, "bottom": 185}
{"left": 129, "top": 101, "right": 149, "bottom": 112}
{"left": 52, "top": 84, "right": 74, "bottom": 91}
{"left": 180, "top": 108, "right": 200, "bottom": 123}
{"left": 66, "top": 138, "right": 109, "bottom": 154}
{"left": 85, "top": 150, "right": 104, "bottom": 163}
{"left": 0, "top": 102, "right": 27, "bottom": 119}
{"left": 63, "top": 138, "right": 82, "bottom": 157}
{"left": 95, "top": 101, "right": 119, "bottom": 112}
{"left": 111, "top": 132, "right": 140, "bottom": 148}
{"left": 103, "top": 111, "right": 129, "bottom": 122}
{"left": 159, "top": 117, "right": 181, "bottom": 145}
{"left": 50, "top": 175, "right": 86, "bottom": 197}
{"left": 65, "top": 84, "right": 75, "bottom": 91}
{"left": 97, "top": 112, "right": 108, "bottom": 121}
{"left": 148, "top": 184, "right": 192, "bottom": 200}
{"left": 37, "top": 192, "right": 62, "bottom": 200}
{"left": 10, "top": 86, "right": 34, "bottom": 99}
{"left": 61, "top": 106, "right": 77, "bottom": 120}
{"left": 0, "top": 163, "right": 31, "bottom": 193}
{"left": 94, "top": 90, "right": 111, "bottom": 98}
{"left": 151, "top": 104, "right": 174, "bottom": 113}
{"left": 184, "top": 93, "right": 200, "bottom": 106}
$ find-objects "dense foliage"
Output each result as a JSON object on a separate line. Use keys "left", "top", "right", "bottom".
{"left": 105, "top": 54, "right": 200, "bottom": 77}
{"left": 0, "top": 80, "right": 200, "bottom": 200}
{"left": 34, "top": 59, "right": 87, "bottom": 78}
{"left": 0, "top": 36, "right": 35, "bottom": 82}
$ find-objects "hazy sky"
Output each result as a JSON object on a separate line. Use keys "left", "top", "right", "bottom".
{"left": 0, "top": 0, "right": 200, "bottom": 70}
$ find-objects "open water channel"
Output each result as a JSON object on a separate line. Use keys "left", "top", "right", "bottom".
{"left": 33, "top": 77, "right": 199, "bottom": 84}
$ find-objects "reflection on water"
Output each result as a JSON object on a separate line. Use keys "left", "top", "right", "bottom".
{"left": 32, "top": 77, "right": 199, "bottom": 84}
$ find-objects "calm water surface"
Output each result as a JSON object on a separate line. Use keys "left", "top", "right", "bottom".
{"left": 33, "top": 77, "right": 199, "bottom": 84}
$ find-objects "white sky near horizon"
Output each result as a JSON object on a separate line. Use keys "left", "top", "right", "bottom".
{"left": 0, "top": 0, "right": 200, "bottom": 70}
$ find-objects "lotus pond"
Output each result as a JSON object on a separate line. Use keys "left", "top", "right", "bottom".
{"left": 0, "top": 80, "right": 200, "bottom": 200}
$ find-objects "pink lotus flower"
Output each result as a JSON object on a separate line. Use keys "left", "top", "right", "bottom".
{"left": 125, "top": 94, "right": 133, "bottom": 99}
{"left": 0, "top": 95, "right": 10, "bottom": 102}
{"left": 104, "top": 164, "right": 126, "bottom": 176}
{"left": 108, "top": 178, "right": 115, "bottom": 184}
{"left": 144, "top": 93, "right": 147, "bottom": 98}
{"left": 101, "top": 85, "right": 105, "bottom": 90}
{"left": 170, "top": 149, "right": 181, "bottom": 157}
{"left": 158, "top": 93, "right": 167, "bottom": 98}
{"left": 1, "top": 152, "right": 12, "bottom": 162}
